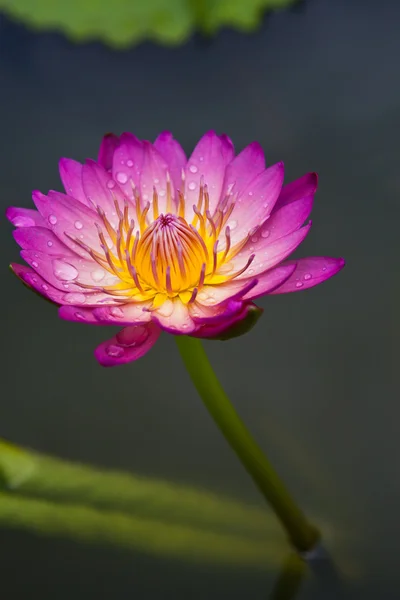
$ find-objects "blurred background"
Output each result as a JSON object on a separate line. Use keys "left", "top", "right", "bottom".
{"left": 0, "top": 0, "right": 398, "bottom": 597}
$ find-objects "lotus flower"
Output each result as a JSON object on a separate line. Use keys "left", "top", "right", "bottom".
{"left": 7, "top": 131, "right": 344, "bottom": 366}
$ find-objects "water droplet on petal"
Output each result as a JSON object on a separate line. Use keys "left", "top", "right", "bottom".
{"left": 188, "top": 182, "right": 196, "bottom": 191}
{"left": 226, "top": 220, "right": 238, "bottom": 230}
{"left": 304, "top": 273, "right": 312, "bottom": 280}
{"left": 154, "top": 178, "right": 159, "bottom": 184}
{"left": 189, "top": 165, "right": 198, "bottom": 174}
{"left": 322, "top": 266, "right": 327, "bottom": 272}
{"left": 251, "top": 234, "right": 258, "bottom": 243}
{"left": 158, "top": 190, "right": 166, "bottom": 197}
{"left": 110, "top": 307, "right": 124, "bottom": 318}
{"left": 261, "top": 229, "right": 270, "bottom": 239}
{"left": 62, "top": 292, "right": 86, "bottom": 304}
{"left": 107, "top": 180, "right": 116, "bottom": 189}
{"left": 199, "top": 156, "right": 204, "bottom": 161}
{"left": 117, "top": 325, "right": 148, "bottom": 347}
{"left": 53, "top": 259, "right": 79, "bottom": 281}
{"left": 248, "top": 191, "right": 253, "bottom": 196}
{"left": 42, "top": 284, "right": 48, "bottom": 290}
{"left": 32, "top": 261, "right": 38, "bottom": 268}
{"left": 248, "top": 269, "right": 254, "bottom": 275}
{"left": 48, "top": 215, "right": 57, "bottom": 225}
{"left": 74, "top": 220, "right": 83, "bottom": 230}
{"left": 11, "top": 215, "right": 35, "bottom": 227}
{"left": 106, "top": 345, "right": 124, "bottom": 358}
{"left": 47, "top": 240, "right": 53, "bottom": 247}
{"left": 91, "top": 269, "right": 105, "bottom": 282}
{"left": 116, "top": 172, "right": 128, "bottom": 184}
{"left": 295, "top": 281, "right": 304, "bottom": 288}
{"left": 263, "top": 203, "right": 269, "bottom": 209}
{"left": 126, "top": 160, "right": 134, "bottom": 167}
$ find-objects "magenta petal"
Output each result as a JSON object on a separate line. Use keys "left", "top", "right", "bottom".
{"left": 93, "top": 302, "right": 152, "bottom": 325}
{"left": 221, "top": 141, "right": 265, "bottom": 200}
{"left": 6, "top": 206, "right": 45, "bottom": 228}
{"left": 243, "top": 264, "right": 297, "bottom": 300}
{"left": 111, "top": 132, "right": 144, "bottom": 197}
{"left": 98, "top": 133, "right": 120, "bottom": 170}
{"left": 185, "top": 131, "right": 235, "bottom": 221}
{"left": 139, "top": 142, "right": 171, "bottom": 214}
{"left": 269, "top": 257, "right": 345, "bottom": 294}
{"left": 273, "top": 172, "right": 318, "bottom": 213}
{"left": 196, "top": 278, "right": 258, "bottom": 307}
{"left": 153, "top": 131, "right": 187, "bottom": 195}
{"left": 82, "top": 160, "right": 129, "bottom": 215}
{"left": 13, "top": 226, "right": 75, "bottom": 255}
{"left": 59, "top": 306, "right": 101, "bottom": 324}
{"left": 94, "top": 323, "right": 161, "bottom": 367}
{"left": 152, "top": 299, "right": 196, "bottom": 334}
{"left": 192, "top": 302, "right": 260, "bottom": 339}
{"left": 59, "top": 159, "right": 88, "bottom": 206}
{"left": 257, "top": 195, "right": 314, "bottom": 245}
{"left": 10, "top": 263, "right": 70, "bottom": 304}
{"left": 228, "top": 162, "right": 285, "bottom": 245}
{"left": 189, "top": 298, "right": 243, "bottom": 325}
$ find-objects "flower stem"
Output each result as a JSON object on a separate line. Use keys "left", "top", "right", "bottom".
{"left": 175, "top": 335, "right": 320, "bottom": 553}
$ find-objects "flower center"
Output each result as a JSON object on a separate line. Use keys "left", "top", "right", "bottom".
{"left": 135, "top": 213, "right": 208, "bottom": 294}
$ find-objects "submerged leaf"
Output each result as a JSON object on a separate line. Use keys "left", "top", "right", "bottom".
{"left": 0, "top": 0, "right": 299, "bottom": 48}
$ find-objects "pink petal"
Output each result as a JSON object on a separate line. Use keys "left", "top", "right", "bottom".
{"left": 153, "top": 131, "right": 187, "bottom": 196}
{"left": 256, "top": 195, "right": 314, "bottom": 245}
{"left": 6, "top": 206, "right": 45, "bottom": 228}
{"left": 111, "top": 132, "right": 144, "bottom": 197}
{"left": 82, "top": 160, "right": 131, "bottom": 218}
{"left": 228, "top": 162, "right": 284, "bottom": 246}
{"left": 94, "top": 323, "right": 161, "bottom": 367}
{"left": 59, "top": 159, "right": 88, "bottom": 206}
{"left": 273, "top": 172, "right": 318, "bottom": 213}
{"left": 192, "top": 302, "right": 259, "bottom": 339}
{"left": 139, "top": 142, "right": 171, "bottom": 214}
{"left": 13, "top": 226, "right": 75, "bottom": 255}
{"left": 93, "top": 302, "right": 152, "bottom": 325}
{"left": 269, "top": 257, "right": 345, "bottom": 294}
{"left": 242, "top": 264, "right": 297, "bottom": 300}
{"left": 220, "top": 141, "right": 265, "bottom": 200}
{"left": 20, "top": 249, "right": 119, "bottom": 291}
{"left": 196, "top": 278, "right": 258, "bottom": 307}
{"left": 151, "top": 299, "right": 196, "bottom": 334}
{"left": 98, "top": 133, "right": 120, "bottom": 170}
{"left": 184, "top": 131, "right": 235, "bottom": 221}
{"left": 232, "top": 223, "right": 311, "bottom": 278}
{"left": 188, "top": 298, "right": 243, "bottom": 325}
{"left": 32, "top": 190, "right": 108, "bottom": 256}
{"left": 58, "top": 306, "right": 102, "bottom": 324}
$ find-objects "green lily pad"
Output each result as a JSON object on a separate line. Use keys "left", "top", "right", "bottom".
{"left": 0, "top": 0, "right": 299, "bottom": 48}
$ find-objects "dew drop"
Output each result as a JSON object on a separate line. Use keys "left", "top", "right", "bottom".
{"left": 154, "top": 178, "right": 159, "bottom": 184}
{"left": 62, "top": 292, "right": 86, "bottom": 304}
{"left": 32, "top": 261, "right": 38, "bottom": 268}
{"left": 248, "top": 191, "right": 253, "bottom": 196}
{"left": 199, "top": 156, "right": 204, "bottom": 161}
{"left": 158, "top": 190, "right": 166, "bottom": 197}
{"left": 142, "top": 194, "right": 149, "bottom": 201}
{"left": 295, "top": 282, "right": 304, "bottom": 288}
{"left": 322, "top": 266, "right": 327, "bottom": 272}
{"left": 261, "top": 229, "right": 270, "bottom": 239}
{"left": 47, "top": 240, "right": 53, "bottom": 247}
{"left": 116, "top": 172, "right": 128, "bottom": 184}
{"left": 188, "top": 182, "right": 197, "bottom": 191}
{"left": 189, "top": 165, "right": 198, "bottom": 174}
{"left": 117, "top": 325, "right": 147, "bottom": 347}
{"left": 110, "top": 307, "right": 124, "bottom": 318}
{"left": 106, "top": 345, "right": 124, "bottom": 358}
{"left": 304, "top": 273, "right": 312, "bottom": 280}
{"left": 48, "top": 215, "right": 57, "bottom": 225}
{"left": 53, "top": 259, "right": 79, "bottom": 281}
{"left": 11, "top": 215, "right": 35, "bottom": 227}
{"left": 248, "top": 269, "right": 255, "bottom": 275}
{"left": 106, "top": 180, "right": 116, "bottom": 189}
{"left": 126, "top": 160, "right": 134, "bottom": 167}
{"left": 74, "top": 220, "right": 83, "bottom": 230}
{"left": 91, "top": 269, "right": 106, "bottom": 282}
{"left": 42, "top": 284, "right": 48, "bottom": 291}
{"left": 263, "top": 203, "right": 269, "bottom": 209}
{"left": 251, "top": 234, "right": 258, "bottom": 243}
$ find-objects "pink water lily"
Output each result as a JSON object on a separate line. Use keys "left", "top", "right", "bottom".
{"left": 7, "top": 131, "right": 344, "bottom": 366}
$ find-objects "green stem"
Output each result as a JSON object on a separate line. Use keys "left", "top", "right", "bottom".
{"left": 175, "top": 336, "right": 320, "bottom": 553}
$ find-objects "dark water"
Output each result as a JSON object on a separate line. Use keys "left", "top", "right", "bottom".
{"left": 0, "top": 0, "right": 398, "bottom": 597}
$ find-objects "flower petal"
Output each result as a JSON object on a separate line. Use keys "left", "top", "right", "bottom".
{"left": 269, "top": 257, "right": 345, "bottom": 294}
{"left": 94, "top": 323, "right": 161, "bottom": 367}
{"left": 256, "top": 195, "right": 314, "bottom": 245}
{"left": 98, "top": 133, "right": 120, "bottom": 170}
{"left": 6, "top": 206, "right": 45, "bottom": 228}
{"left": 59, "top": 159, "right": 88, "bottom": 206}
{"left": 273, "top": 172, "right": 318, "bottom": 213}
{"left": 111, "top": 132, "right": 144, "bottom": 197}
{"left": 228, "top": 162, "right": 284, "bottom": 246}
{"left": 189, "top": 298, "right": 243, "bottom": 325}
{"left": 93, "top": 302, "right": 152, "bottom": 325}
{"left": 152, "top": 298, "right": 196, "bottom": 334}
{"left": 153, "top": 131, "right": 187, "bottom": 195}
{"left": 58, "top": 306, "right": 102, "bottom": 324}
{"left": 193, "top": 302, "right": 262, "bottom": 339}
{"left": 32, "top": 190, "right": 107, "bottom": 256}
{"left": 232, "top": 223, "right": 311, "bottom": 278}
{"left": 242, "top": 264, "right": 297, "bottom": 300}
{"left": 221, "top": 141, "right": 265, "bottom": 200}
{"left": 13, "top": 226, "right": 75, "bottom": 255}
{"left": 139, "top": 142, "right": 171, "bottom": 214}
{"left": 196, "top": 278, "right": 258, "bottom": 307}
{"left": 82, "top": 160, "right": 130, "bottom": 218}
{"left": 185, "top": 131, "right": 235, "bottom": 221}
